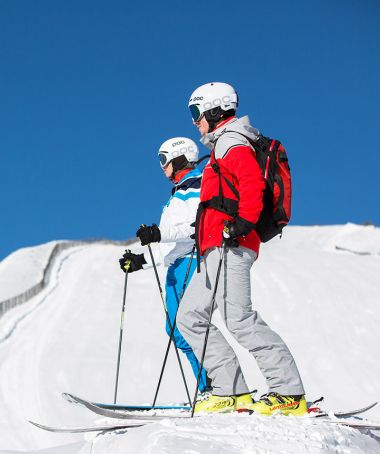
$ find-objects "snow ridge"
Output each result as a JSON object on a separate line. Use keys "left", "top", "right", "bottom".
{"left": 0, "top": 240, "right": 133, "bottom": 320}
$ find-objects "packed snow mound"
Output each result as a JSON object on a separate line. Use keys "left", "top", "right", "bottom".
{"left": 332, "top": 223, "right": 380, "bottom": 255}
{"left": 83, "top": 413, "right": 380, "bottom": 454}
{"left": 0, "top": 224, "right": 379, "bottom": 453}
{"left": 0, "top": 241, "right": 57, "bottom": 300}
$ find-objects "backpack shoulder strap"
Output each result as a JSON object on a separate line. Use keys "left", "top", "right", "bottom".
{"left": 210, "top": 149, "right": 239, "bottom": 200}
{"left": 213, "top": 131, "right": 251, "bottom": 159}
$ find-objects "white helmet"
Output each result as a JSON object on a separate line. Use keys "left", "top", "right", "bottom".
{"left": 158, "top": 137, "right": 199, "bottom": 169}
{"left": 188, "top": 82, "right": 238, "bottom": 124}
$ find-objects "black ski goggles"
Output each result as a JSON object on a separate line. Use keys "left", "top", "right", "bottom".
{"left": 189, "top": 104, "right": 203, "bottom": 123}
{"left": 158, "top": 151, "right": 170, "bottom": 168}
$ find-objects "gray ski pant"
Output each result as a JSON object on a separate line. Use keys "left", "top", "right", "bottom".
{"left": 176, "top": 246, "right": 305, "bottom": 396}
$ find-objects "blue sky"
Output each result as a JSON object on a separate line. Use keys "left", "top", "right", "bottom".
{"left": 1, "top": 0, "right": 379, "bottom": 260}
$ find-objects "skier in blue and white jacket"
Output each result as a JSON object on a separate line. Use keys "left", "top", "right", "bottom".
{"left": 119, "top": 137, "right": 210, "bottom": 392}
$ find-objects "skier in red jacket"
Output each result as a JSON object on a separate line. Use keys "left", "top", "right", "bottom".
{"left": 176, "top": 82, "right": 306, "bottom": 415}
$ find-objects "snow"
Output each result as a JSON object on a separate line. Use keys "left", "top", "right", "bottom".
{"left": 332, "top": 223, "right": 380, "bottom": 255}
{"left": 0, "top": 224, "right": 379, "bottom": 453}
{"left": 88, "top": 414, "right": 380, "bottom": 454}
{"left": 0, "top": 241, "right": 57, "bottom": 301}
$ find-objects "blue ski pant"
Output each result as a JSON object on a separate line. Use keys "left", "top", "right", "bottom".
{"left": 165, "top": 255, "right": 209, "bottom": 392}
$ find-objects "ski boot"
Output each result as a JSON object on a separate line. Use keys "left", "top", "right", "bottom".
{"left": 194, "top": 393, "right": 254, "bottom": 413}
{"left": 248, "top": 392, "right": 307, "bottom": 416}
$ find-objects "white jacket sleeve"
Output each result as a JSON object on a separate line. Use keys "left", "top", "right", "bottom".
{"left": 159, "top": 192, "right": 198, "bottom": 243}
{"left": 142, "top": 169, "right": 201, "bottom": 268}
{"left": 141, "top": 192, "right": 198, "bottom": 270}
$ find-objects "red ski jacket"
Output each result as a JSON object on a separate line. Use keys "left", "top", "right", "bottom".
{"left": 197, "top": 117, "right": 266, "bottom": 256}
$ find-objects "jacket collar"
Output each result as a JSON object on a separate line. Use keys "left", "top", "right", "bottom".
{"left": 200, "top": 117, "right": 236, "bottom": 150}
{"left": 200, "top": 115, "right": 260, "bottom": 150}
{"left": 175, "top": 167, "right": 201, "bottom": 186}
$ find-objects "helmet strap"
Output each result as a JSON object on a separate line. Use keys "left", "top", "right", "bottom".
{"left": 205, "top": 108, "right": 236, "bottom": 133}
{"left": 168, "top": 155, "right": 193, "bottom": 181}
{"left": 205, "top": 107, "right": 222, "bottom": 133}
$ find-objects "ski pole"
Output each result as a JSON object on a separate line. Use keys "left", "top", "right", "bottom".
{"left": 152, "top": 246, "right": 195, "bottom": 407}
{"left": 146, "top": 243, "right": 192, "bottom": 405}
{"left": 190, "top": 244, "right": 226, "bottom": 417}
{"left": 114, "top": 269, "right": 129, "bottom": 404}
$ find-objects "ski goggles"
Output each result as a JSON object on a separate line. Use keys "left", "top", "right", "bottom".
{"left": 189, "top": 104, "right": 204, "bottom": 123}
{"left": 158, "top": 151, "right": 170, "bottom": 168}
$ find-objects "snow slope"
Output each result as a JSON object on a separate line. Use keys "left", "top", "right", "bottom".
{"left": 0, "top": 224, "right": 379, "bottom": 453}
{"left": 0, "top": 241, "right": 57, "bottom": 301}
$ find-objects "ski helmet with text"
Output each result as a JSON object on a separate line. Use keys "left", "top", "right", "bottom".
{"left": 188, "top": 82, "right": 238, "bottom": 131}
{"left": 158, "top": 137, "right": 199, "bottom": 173}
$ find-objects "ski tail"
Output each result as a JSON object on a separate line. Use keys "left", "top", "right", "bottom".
{"left": 324, "top": 420, "right": 380, "bottom": 430}
{"left": 334, "top": 401, "right": 378, "bottom": 417}
{"left": 306, "top": 397, "right": 377, "bottom": 418}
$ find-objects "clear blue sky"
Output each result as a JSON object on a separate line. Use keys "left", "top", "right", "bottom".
{"left": 1, "top": 0, "right": 379, "bottom": 260}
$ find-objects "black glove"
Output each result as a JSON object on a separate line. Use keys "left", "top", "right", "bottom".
{"left": 136, "top": 224, "right": 161, "bottom": 246}
{"left": 222, "top": 216, "right": 256, "bottom": 247}
{"left": 119, "top": 249, "right": 147, "bottom": 273}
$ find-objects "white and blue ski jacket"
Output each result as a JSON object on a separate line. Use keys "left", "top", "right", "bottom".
{"left": 145, "top": 168, "right": 201, "bottom": 268}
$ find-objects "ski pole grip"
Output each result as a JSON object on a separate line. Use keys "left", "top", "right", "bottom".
{"left": 139, "top": 223, "right": 151, "bottom": 245}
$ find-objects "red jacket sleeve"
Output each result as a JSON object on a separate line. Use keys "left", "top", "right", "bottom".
{"left": 222, "top": 145, "right": 265, "bottom": 224}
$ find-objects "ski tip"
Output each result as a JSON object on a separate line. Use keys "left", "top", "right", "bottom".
{"left": 62, "top": 392, "right": 81, "bottom": 404}
{"left": 62, "top": 393, "right": 74, "bottom": 403}
{"left": 29, "top": 420, "right": 53, "bottom": 432}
